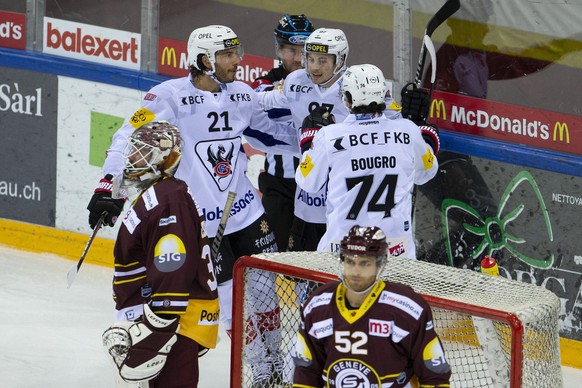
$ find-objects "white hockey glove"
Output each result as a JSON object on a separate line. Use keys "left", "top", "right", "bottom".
{"left": 102, "top": 304, "right": 180, "bottom": 383}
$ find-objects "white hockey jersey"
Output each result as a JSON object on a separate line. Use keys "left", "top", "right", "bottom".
{"left": 258, "top": 69, "right": 348, "bottom": 224}
{"left": 295, "top": 113, "right": 438, "bottom": 258}
{"left": 103, "top": 75, "right": 298, "bottom": 237}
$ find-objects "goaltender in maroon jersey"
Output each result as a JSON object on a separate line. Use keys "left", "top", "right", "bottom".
{"left": 292, "top": 226, "right": 451, "bottom": 387}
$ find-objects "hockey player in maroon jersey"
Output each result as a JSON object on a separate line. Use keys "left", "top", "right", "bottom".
{"left": 292, "top": 225, "right": 451, "bottom": 387}
{"left": 101, "top": 122, "right": 219, "bottom": 387}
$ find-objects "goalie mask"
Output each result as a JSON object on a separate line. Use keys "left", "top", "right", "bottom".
{"left": 115, "top": 121, "right": 182, "bottom": 196}
{"left": 304, "top": 28, "right": 349, "bottom": 77}
{"left": 339, "top": 225, "right": 388, "bottom": 294}
{"left": 341, "top": 64, "right": 387, "bottom": 108}
{"left": 187, "top": 25, "right": 244, "bottom": 73}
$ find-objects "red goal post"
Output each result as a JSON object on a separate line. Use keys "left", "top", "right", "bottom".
{"left": 231, "top": 252, "right": 562, "bottom": 388}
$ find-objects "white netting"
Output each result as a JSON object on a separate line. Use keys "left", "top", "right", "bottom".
{"left": 232, "top": 252, "right": 562, "bottom": 388}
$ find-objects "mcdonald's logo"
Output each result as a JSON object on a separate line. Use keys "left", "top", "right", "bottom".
{"left": 552, "top": 122, "right": 570, "bottom": 143}
{"left": 161, "top": 46, "right": 177, "bottom": 67}
{"left": 430, "top": 99, "right": 446, "bottom": 120}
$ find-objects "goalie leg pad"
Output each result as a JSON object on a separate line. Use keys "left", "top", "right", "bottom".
{"left": 103, "top": 304, "right": 180, "bottom": 383}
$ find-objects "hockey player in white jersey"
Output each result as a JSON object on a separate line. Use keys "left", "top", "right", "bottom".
{"left": 257, "top": 28, "right": 350, "bottom": 252}
{"left": 86, "top": 25, "right": 295, "bottom": 386}
{"left": 295, "top": 64, "right": 440, "bottom": 258}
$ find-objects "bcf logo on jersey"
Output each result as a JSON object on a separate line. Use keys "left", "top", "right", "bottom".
{"left": 368, "top": 319, "right": 392, "bottom": 337}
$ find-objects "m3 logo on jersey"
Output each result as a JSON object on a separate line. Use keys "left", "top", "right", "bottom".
{"left": 195, "top": 137, "right": 241, "bottom": 191}
{"left": 369, "top": 319, "right": 392, "bottom": 337}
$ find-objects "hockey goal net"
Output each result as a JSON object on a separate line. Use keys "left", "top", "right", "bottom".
{"left": 231, "top": 252, "right": 562, "bottom": 388}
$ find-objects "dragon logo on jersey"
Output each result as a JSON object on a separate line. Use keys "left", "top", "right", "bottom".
{"left": 195, "top": 137, "right": 241, "bottom": 191}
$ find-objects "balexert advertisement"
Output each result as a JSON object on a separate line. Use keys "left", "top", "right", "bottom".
{"left": 0, "top": 68, "right": 58, "bottom": 226}
{"left": 43, "top": 17, "right": 140, "bottom": 70}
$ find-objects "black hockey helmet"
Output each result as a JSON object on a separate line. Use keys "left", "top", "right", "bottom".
{"left": 274, "top": 14, "right": 314, "bottom": 45}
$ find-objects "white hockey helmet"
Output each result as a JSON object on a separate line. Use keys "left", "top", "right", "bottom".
{"left": 304, "top": 28, "right": 349, "bottom": 74}
{"left": 341, "top": 64, "right": 387, "bottom": 107}
{"left": 121, "top": 121, "right": 182, "bottom": 190}
{"left": 187, "top": 25, "right": 243, "bottom": 73}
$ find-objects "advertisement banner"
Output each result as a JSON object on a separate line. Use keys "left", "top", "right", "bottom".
{"left": 0, "top": 68, "right": 58, "bottom": 226}
{"left": 0, "top": 10, "right": 25, "bottom": 50}
{"left": 429, "top": 90, "right": 581, "bottom": 156}
{"left": 413, "top": 153, "right": 582, "bottom": 340}
{"left": 43, "top": 17, "right": 140, "bottom": 70}
{"left": 158, "top": 37, "right": 275, "bottom": 84}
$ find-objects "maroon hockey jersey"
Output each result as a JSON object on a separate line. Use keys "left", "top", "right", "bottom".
{"left": 293, "top": 280, "right": 451, "bottom": 387}
{"left": 112, "top": 176, "right": 219, "bottom": 349}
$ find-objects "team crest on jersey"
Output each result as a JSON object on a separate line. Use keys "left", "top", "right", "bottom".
{"left": 195, "top": 138, "right": 240, "bottom": 191}
{"left": 326, "top": 359, "right": 381, "bottom": 388}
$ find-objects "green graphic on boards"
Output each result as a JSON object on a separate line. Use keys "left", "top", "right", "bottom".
{"left": 441, "top": 171, "right": 554, "bottom": 269}
{"left": 89, "top": 111, "right": 124, "bottom": 167}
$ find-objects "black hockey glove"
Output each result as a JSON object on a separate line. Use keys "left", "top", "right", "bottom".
{"left": 401, "top": 82, "right": 430, "bottom": 125}
{"left": 102, "top": 303, "right": 180, "bottom": 382}
{"left": 300, "top": 106, "right": 335, "bottom": 153}
{"left": 419, "top": 124, "right": 440, "bottom": 155}
{"left": 87, "top": 174, "right": 125, "bottom": 228}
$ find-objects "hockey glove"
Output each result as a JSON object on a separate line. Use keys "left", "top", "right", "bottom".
{"left": 300, "top": 106, "right": 335, "bottom": 153}
{"left": 87, "top": 175, "right": 125, "bottom": 228}
{"left": 420, "top": 124, "right": 440, "bottom": 155}
{"left": 102, "top": 304, "right": 180, "bottom": 383}
{"left": 401, "top": 82, "right": 430, "bottom": 125}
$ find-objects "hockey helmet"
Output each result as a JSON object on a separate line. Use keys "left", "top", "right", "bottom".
{"left": 274, "top": 14, "right": 314, "bottom": 46}
{"left": 187, "top": 25, "right": 243, "bottom": 73}
{"left": 304, "top": 28, "right": 349, "bottom": 74}
{"left": 341, "top": 64, "right": 387, "bottom": 107}
{"left": 340, "top": 225, "right": 388, "bottom": 265}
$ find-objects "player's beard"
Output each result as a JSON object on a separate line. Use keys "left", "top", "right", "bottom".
{"left": 214, "top": 66, "right": 237, "bottom": 83}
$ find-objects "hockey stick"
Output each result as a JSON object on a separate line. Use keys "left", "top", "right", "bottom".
{"left": 210, "top": 191, "right": 237, "bottom": 261}
{"left": 410, "top": 0, "right": 458, "bottom": 224}
{"left": 67, "top": 212, "right": 106, "bottom": 288}
{"left": 414, "top": 0, "right": 461, "bottom": 87}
